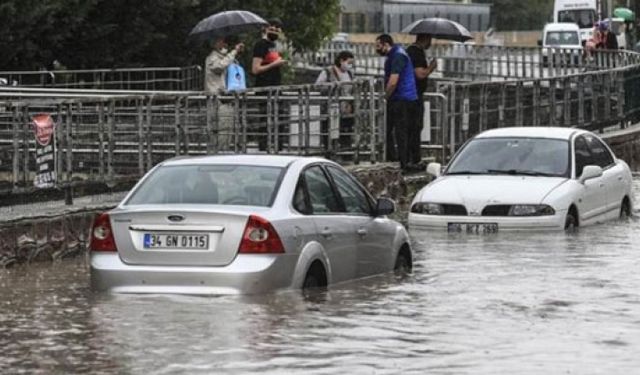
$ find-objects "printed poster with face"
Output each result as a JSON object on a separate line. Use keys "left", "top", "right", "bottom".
{"left": 32, "top": 114, "right": 57, "bottom": 188}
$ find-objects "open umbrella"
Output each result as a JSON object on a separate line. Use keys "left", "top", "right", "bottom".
{"left": 613, "top": 7, "right": 635, "bottom": 22}
{"left": 189, "top": 10, "right": 268, "bottom": 42}
{"left": 402, "top": 18, "right": 473, "bottom": 42}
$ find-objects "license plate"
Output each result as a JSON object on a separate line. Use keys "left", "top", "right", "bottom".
{"left": 447, "top": 223, "right": 498, "bottom": 234}
{"left": 143, "top": 233, "right": 209, "bottom": 249}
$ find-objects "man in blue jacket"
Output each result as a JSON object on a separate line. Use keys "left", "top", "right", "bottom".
{"left": 375, "top": 34, "right": 418, "bottom": 171}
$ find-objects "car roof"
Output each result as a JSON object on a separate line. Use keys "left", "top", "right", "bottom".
{"left": 475, "top": 127, "right": 582, "bottom": 140}
{"left": 161, "top": 154, "right": 328, "bottom": 168}
{"left": 544, "top": 23, "right": 580, "bottom": 32}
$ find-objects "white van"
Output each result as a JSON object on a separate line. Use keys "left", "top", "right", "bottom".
{"left": 553, "top": 0, "right": 597, "bottom": 42}
{"left": 540, "top": 23, "right": 582, "bottom": 65}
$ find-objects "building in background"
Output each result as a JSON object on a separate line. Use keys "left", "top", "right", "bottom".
{"left": 339, "top": 0, "right": 491, "bottom": 33}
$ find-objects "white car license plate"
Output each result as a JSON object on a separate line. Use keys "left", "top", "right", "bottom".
{"left": 143, "top": 233, "right": 209, "bottom": 249}
{"left": 447, "top": 223, "right": 498, "bottom": 234}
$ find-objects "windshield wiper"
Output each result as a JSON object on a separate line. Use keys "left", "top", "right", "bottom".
{"left": 487, "top": 169, "right": 557, "bottom": 177}
{"left": 445, "top": 171, "right": 488, "bottom": 175}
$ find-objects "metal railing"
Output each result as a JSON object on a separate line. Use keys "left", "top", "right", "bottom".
{"left": 293, "top": 41, "right": 640, "bottom": 81}
{"left": 0, "top": 80, "right": 386, "bottom": 194}
{"left": 0, "top": 66, "right": 203, "bottom": 91}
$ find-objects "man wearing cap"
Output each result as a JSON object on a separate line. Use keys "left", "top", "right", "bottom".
{"left": 252, "top": 18, "right": 287, "bottom": 87}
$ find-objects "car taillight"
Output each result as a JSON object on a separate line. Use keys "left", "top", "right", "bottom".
{"left": 238, "top": 215, "right": 284, "bottom": 254}
{"left": 90, "top": 213, "right": 117, "bottom": 252}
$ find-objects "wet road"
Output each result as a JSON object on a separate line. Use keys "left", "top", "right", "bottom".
{"left": 1, "top": 183, "right": 640, "bottom": 374}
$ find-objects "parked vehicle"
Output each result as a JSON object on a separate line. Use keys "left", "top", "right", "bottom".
{"left": 540, "top": 23, "right": 583, "bottom": 66}
{"left": 90, "top": 155, "right": 411, "bottom": 294}
{"left": 409, "top": 127, "right": 633, "bottom": 232}
{"left": 553, "top": 0, "right": 597, "bottom": 42}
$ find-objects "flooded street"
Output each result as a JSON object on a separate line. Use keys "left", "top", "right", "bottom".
{"left": 2, "top": 181, "right": 640, "bottom": 374}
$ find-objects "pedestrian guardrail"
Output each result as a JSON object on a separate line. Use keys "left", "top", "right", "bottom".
{"left": 0, "top": 80, "right": 386, "bottom": 194}
{"left": 293, "top": 41, "right": 640, "bottom": 81}
{"left": 0, "top": 66, "right": 203, "bottom": 91}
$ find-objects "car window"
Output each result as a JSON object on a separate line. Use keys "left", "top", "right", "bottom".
{"left": 446, "top": 137, "right": 570, "bottom": 177}
{"left": 304, "top": 166, "right": 343, "bottom": 214}
{"left": 125, "top": 165, "right": 283, "bottom": 206}
{"left": 574, "top": 136, "right": 592, "bottom": 177}
{"left": 584, "top": 134, "right": 614, "bottom": 169}
{"left": 292, "top": 177, "right": 311, "bottom": 215}
{"left": 326, "top": 166, "right": 371, "bottom": 215}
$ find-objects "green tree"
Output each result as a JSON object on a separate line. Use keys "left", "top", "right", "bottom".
{"left": 0, "top": 0, "right": 340, "bottom": 71}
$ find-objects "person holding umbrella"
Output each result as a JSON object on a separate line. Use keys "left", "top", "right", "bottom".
{"left": 406, "top": 34, "right": 437, "bottom": 170}
{"left": 375, "top": 33, "right": 417, "bottom": 171}
{"left": 204, "top": 36, "right": 245, "bottom": 93}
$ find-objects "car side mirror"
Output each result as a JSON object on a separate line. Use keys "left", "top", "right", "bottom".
{"left": 375, "top": 197, "right": 395, "bottom": 216}
{"left": 579, "top": 165, "right": 603, "bottom": 184}
{"left": 537, "top": 39, "right": 543, "bottom": 46}
{"left": 426, "top": 162, "right": 441, "bottom": 177}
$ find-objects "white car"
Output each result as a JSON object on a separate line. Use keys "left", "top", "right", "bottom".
{"left": 90, "top": 155, "right": 412, "bottom": 295}
{"left": 409, "top": 127, "right": 633, "bottom": 232}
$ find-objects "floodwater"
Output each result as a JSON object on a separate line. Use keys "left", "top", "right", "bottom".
{"left": 1, "top": 182, "right": 640, "bottom": 374}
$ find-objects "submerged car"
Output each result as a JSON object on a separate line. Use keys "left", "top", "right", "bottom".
{"left": 90, "top": 155, "right": 411, "bottom": 295}
{"left": 409, "top": 127, "right": 633, "bottom": 232}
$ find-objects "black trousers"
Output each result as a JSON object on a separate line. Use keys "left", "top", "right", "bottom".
{"left": 386, "top": 100, "right": 413, "bottom": 169}
{"left": 409, "top": 99, "right": 425, "bottom": 164}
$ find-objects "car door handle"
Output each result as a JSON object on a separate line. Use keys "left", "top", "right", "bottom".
{"left": 357, "top": 228, "right": 368, "bottom": 236}
{"left": 320, "top": 228, "right": 333, "bottom": 239}
{"left": 618, "top": 176, "right": 623, "bottom": 181}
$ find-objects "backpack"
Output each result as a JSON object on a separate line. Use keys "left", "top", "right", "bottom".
{"left": 226, "top": 62, "right": 246, "bottom": 92}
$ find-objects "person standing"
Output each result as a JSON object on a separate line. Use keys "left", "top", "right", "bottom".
{"left": 252, "top": 18, "right": 287, "bottom": 87}
{"left": 251, "top": 18, "right": 287, "bottom": 151}
{"left": 205, "top": 37, "right": 244, "bottom": 93}
{"left": 375, "top": 34, "right": 417, "bottom": 171}
{"left": 315, "top": 50, "right": 355, "bottom": 152}
{"left": 204, "top": 36, "right": 244, "bottom": 151}
{"left": 406, "top": 34, "right": 437, "bottom": 170}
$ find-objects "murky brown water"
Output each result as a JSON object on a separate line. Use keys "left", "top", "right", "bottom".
{"left": 2, "top": 181, "right": 640, "bottom": 374}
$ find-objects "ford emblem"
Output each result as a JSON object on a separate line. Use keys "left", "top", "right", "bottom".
{"left": 167, "top": 214, "right": 185, "bottom": 222}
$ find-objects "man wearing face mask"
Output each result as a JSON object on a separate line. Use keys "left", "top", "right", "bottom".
{"left": 376, "top": 34, "right": 417, "bottom": 171}
{"left": 252, "top": 18, "right": 287, "bottom": 87}
{"left": 315, "top": 50, "right": 355, "bottom": 151}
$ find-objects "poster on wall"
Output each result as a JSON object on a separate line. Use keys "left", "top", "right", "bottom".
{"left": 32, "top": 114, "right": 57, "bottom": 188}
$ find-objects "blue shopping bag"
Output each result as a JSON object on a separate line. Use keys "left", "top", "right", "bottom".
{"left": 226, "top": 62, "right": 246, "bottom": 92}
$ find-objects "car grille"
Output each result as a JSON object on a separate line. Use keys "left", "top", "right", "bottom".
{"left": 482, "top": 205, "right": 511, "bottom": 216}
{"left": 443, "top": 204, "right": 468, "bottom": 216}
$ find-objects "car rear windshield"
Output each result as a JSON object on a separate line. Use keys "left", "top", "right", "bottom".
{"left": 125, "top": 164, "right": 284, "bottom": 206}
{"left": 446, "top": 137, "right": 570, "bottom": 178}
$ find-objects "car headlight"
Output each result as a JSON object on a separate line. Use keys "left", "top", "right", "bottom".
{"left": 411, "top": 202, "right": 443, "bottom": 215}
{"left": 508, "top": 204, "right": 555, "bottom": 216}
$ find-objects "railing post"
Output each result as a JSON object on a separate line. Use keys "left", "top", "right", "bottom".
{"left": 577, "top": 75, "right": 585, "bottom": 127}
{"left": 516, "top": 81, "right": 523, "bottom": 126}
{"left": 136, "top": 98, "right": 144, "bottom": 176}
{"left": 563, "top": 77, "right": 571, "bottom": 127}
{"left": 304, "top": 86, "right": 311, "bottom": 156}
{"left": 353, "top": 81, "right": 361, "bottom": 165}
{"left": 549, "top": 78, "right": 557, "bottom": 126}
{"left": 206, "top": 94, "right": 215, "bottom": 154}
{"left": 12, "top": 105, "right": 19, "bottom": 190}
{"left": 65, "top": 103, "right": 72, "bottom": 184}
{"left": 532, "top": 80, "right": 540, "bottom": 126}
{"left": 267, "top": 89, "right": 273, "bottom": 154}
{"left": 604, "top": 72, "right": 612, "bottom": 129}
{"left": 98, "top": 101, "right": 106, "bottom": 180}
{"left": 617, "top": 71, "right": 625, "bottom": 129}
{"left": 172, "top": 96, "right": 180, "bottom": 156}
{"left": 107, "top": 98, "right": 115, "bottom": 180}
{"left": 274, "top": 90, "right": 281, "bottom": 153}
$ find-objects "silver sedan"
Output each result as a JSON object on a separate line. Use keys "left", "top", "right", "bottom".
{"left": 90, "top": 155, "right": 412, "bottom": 295}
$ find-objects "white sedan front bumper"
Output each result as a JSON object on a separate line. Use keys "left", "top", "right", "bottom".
{"left": 408, "top": 210, "right": 567, "bottom": 231}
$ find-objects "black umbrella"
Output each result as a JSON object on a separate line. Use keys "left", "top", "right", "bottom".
{"left": 189, "top": 10, "right": 268, "bottom": 41}
{"left": 402, "top": 18, "right": 473, "bottom": 42}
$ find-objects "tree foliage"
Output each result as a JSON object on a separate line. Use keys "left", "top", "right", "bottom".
{"left": 0, "top": 0, "right": 340, "bottom": 70}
